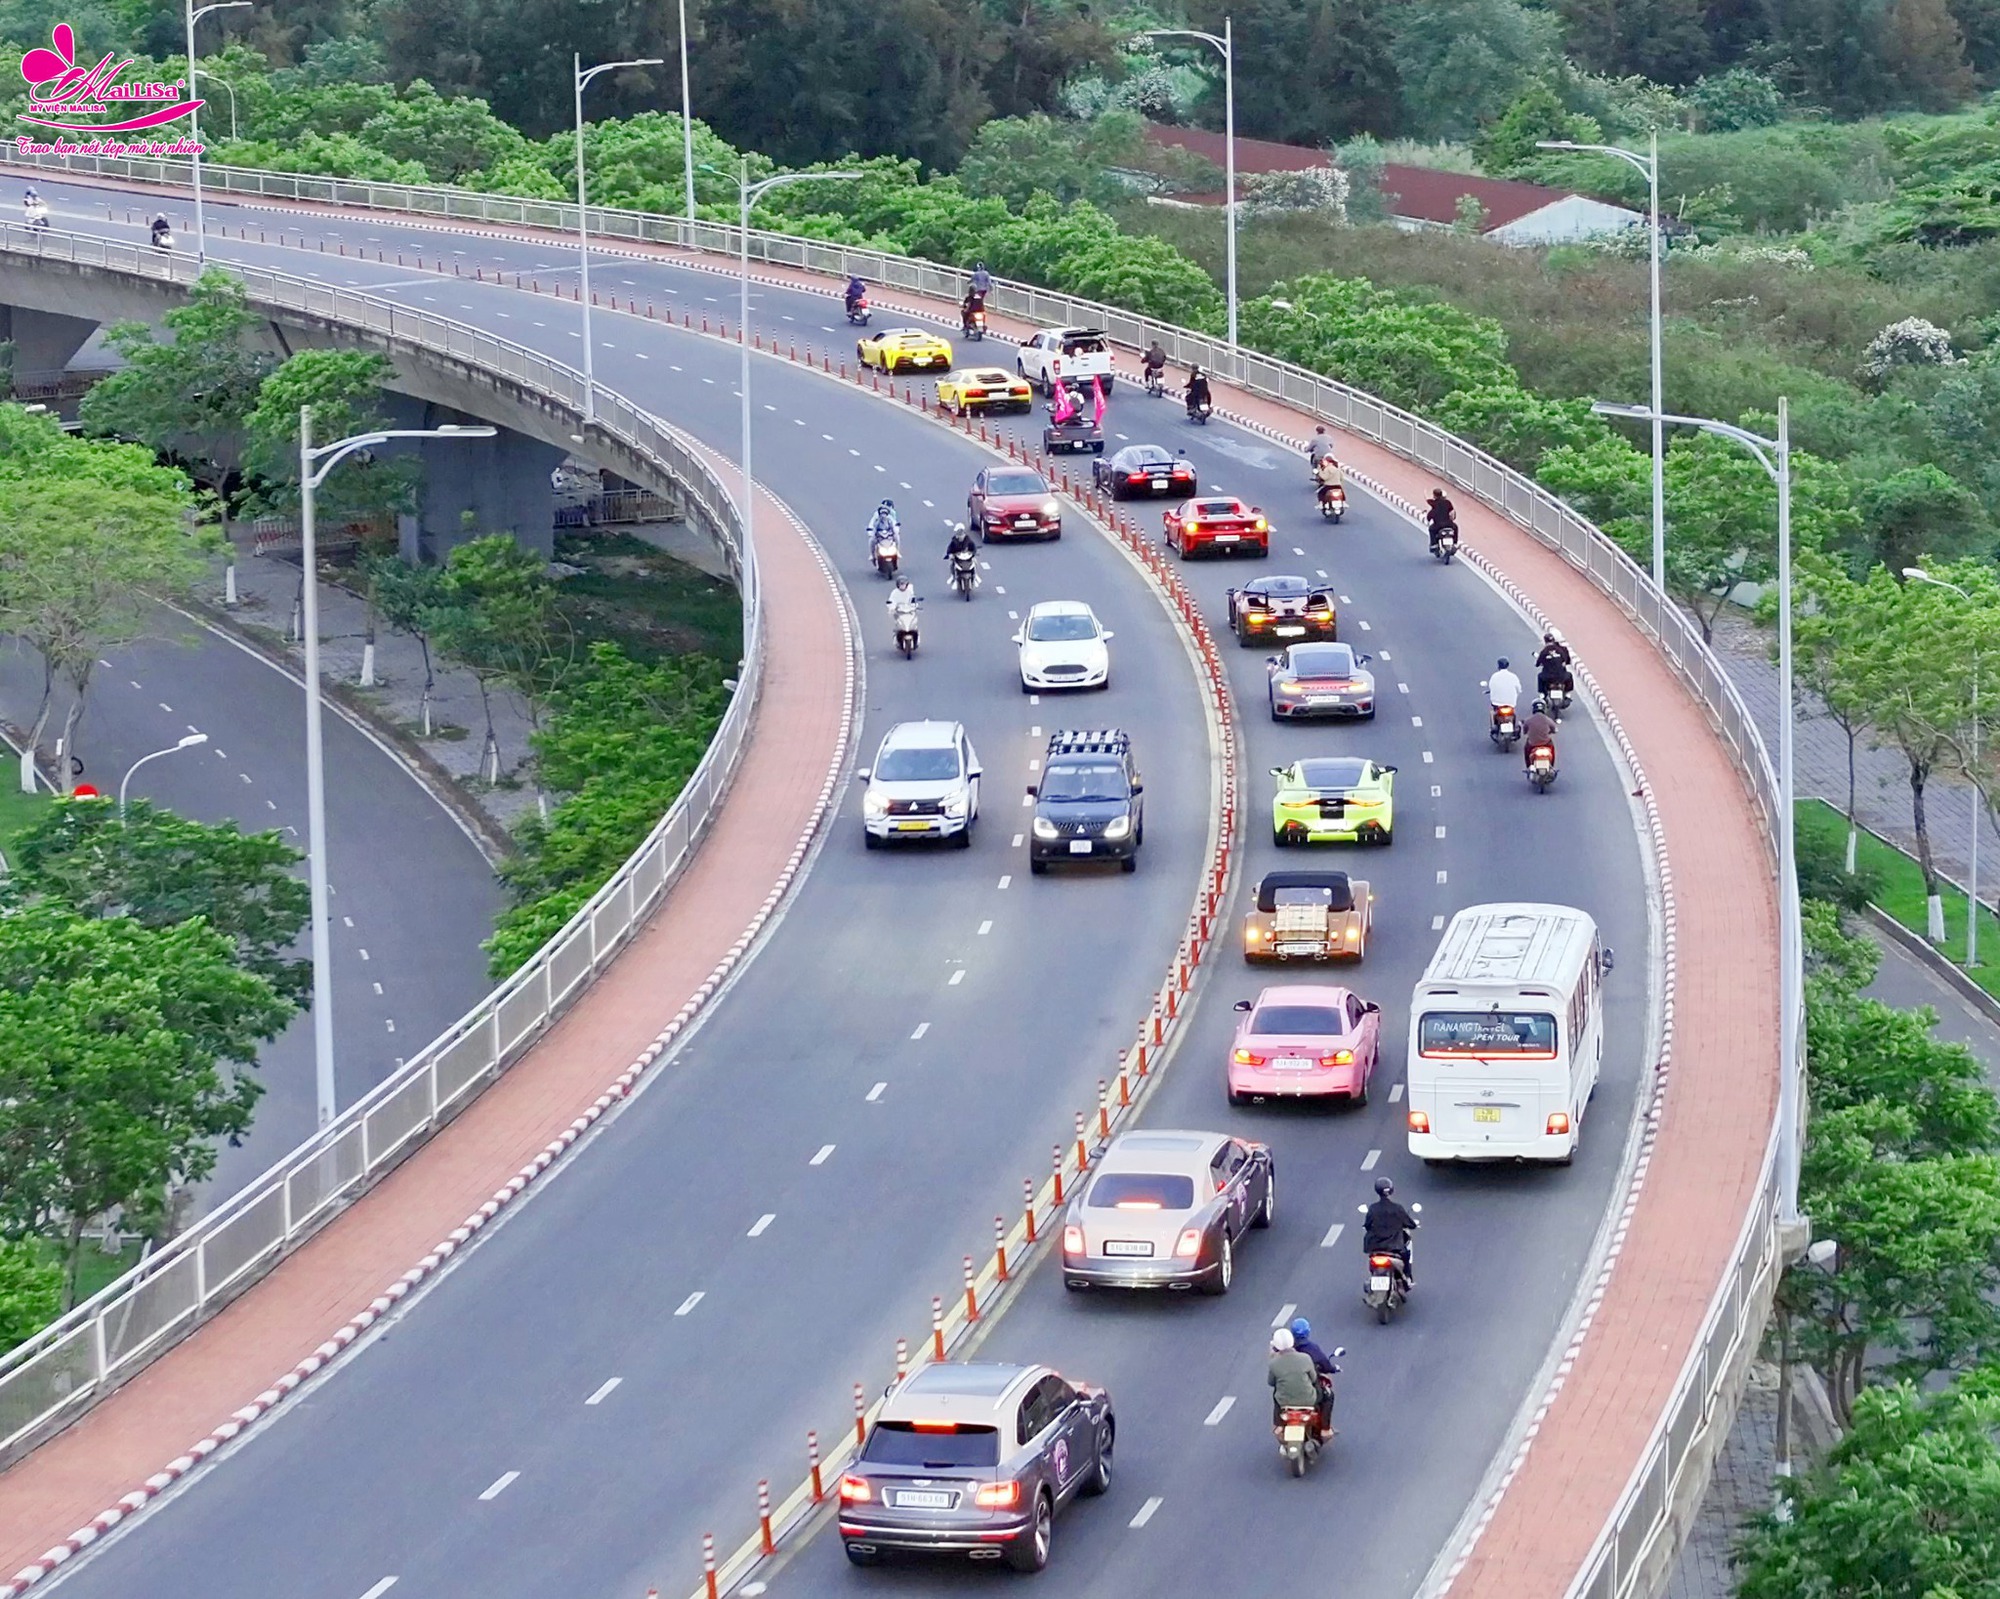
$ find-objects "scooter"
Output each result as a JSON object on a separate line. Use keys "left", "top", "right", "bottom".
{"left": 1186, "top": 397, "right": 1212, "bottom": 426}
{"left": 1490, "top": 705, "right": 1520, "bottom": 752}
{"left": 962, "top": 307, "right": 987, "bottom": 342}
{"left": 1431, "top": 521, "right": 1458, "bottom": 563}
{"left": 845, "top": 294, "right": 870, "bottom": 326}
{"left": 892, "top": 600, "right": 923, "bottom": 659}
{"left": 1317, "top": 482, "right": 1347, "bottom": 522}
{"left": 1144, "top": 366, "right": 1167, "bottom": 398}
{"left": 1543, "top": 679, "right": 1573, "bottom": 718}
{"left": 1527, "top": 743, "right": 1559, "bottom": 793}
{"left": 24, "top": 199, "right": 48, "bottom": 231}
{"left": 949, "top": 548, "right": 979, "bottom": 600}
{"left": 1274, "top": 1359, "right": 1341, "bottom": 1477}
{"left": 1358, "top": 1202, "right": 1421, "bottom": 1323}
{"left": 870, "top": 530, "right": 901, "bottom": 579}
{"left": 151, "top": 227, "right": 175, "bottom": 251}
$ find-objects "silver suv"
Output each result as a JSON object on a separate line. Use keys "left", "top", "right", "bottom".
{"left": 839, "top": 1361, "right": 1115, "bottom": 1572}
{"left": 859, "top": 720, "right": 982, "bottom": 849}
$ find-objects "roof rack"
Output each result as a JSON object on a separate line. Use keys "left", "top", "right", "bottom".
{"left": 1046, "top": 729, "right": 1130, "bottom": 759}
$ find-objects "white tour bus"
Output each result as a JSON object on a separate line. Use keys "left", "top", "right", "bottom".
{"left": 1405, "top": 903, "right": 1608, "bottom": 1165}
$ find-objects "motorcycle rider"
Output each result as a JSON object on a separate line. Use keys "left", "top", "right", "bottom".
{"left": 1535, "top": 627, "right": 1574, "bottom": 699}
{"left": 1142, "top": 339, "right": 1168, "bottom": 393}
{"left": 845, "top": 274, "right": 867, "bottom": 315}
{"left": 1425, "top": 488, "right": 1457, "bottom": 553}
{"left": 886, "top": 574, "right": 921, "bottom": 641}
{"left": 150, "top": 213, "right": 173, "bottom": 247}
{"left": 969, "top": 260, "right": 993, "bottom": 299}
{"left": 1307, "top": 426, "right": 1339, "bottom": 468}
{"left": 960, "top": 285, "right": 986, "bottom": 332}
{"left": 944, "top": 519, "right": 978, "bottom": 589}
{"left": 1288, "top": 1316, "right": 1338, "bottom": 1435}
{"left": 23, "top": 187, "right": 45, "bottom": 226}
{"left": 1486, "top": 657, "right": 1523, "bottom": 734}
{"left": 1522, "top": 698, "right": 1559, "bottom": 770}
{"left": 1184, "top": 365, "right": 1212, "bottom": 420}
{"left": 1362, "top": 1176, "right": 1419, "bottom": 1289}
{"left": 1267, "top": 1328, "right": 1322, "bottom": 1429}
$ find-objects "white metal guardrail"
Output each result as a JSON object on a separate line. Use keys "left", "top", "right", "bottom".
{"left": 2, "top": 152, "right": 1794, "bottom": 1599}
{"left": 0, "top": 216, "right": 764, "bottom": 1465}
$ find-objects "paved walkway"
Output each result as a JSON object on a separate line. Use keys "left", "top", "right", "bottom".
{"left": 0, "top": 462, "right": 849, "bottom": 1579}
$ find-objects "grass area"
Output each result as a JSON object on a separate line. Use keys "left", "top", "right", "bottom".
{"left": 1798, "top": 797, "right": 2000, "bottom": 1000}
{"left": 0, "top": 776, "right": 50, "bottom": 858}
{"left": 554, "top": 530, "right": 742, "bottom": 664}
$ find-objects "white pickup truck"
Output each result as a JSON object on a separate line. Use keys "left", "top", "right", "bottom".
{"left": 1016, "top": 326, "right": 1116, "bottom": 395}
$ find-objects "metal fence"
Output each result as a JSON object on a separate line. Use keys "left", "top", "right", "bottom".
{"left": 0, "top": 216, "right": 765, "bottom": 1466}
{"left": 0, "top": 150, "right": 1794, "bottom": 1599}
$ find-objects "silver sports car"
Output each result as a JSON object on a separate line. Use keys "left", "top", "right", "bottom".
{"left": 1268, "top": 641, "right": 1376, "bottom": 720}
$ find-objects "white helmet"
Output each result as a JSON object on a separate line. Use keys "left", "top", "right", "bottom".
{"left": 1271, "top": 1328, "right": 1295, "bottom": 1352}
{"left": 1546, "top": 626, "right": 1565, "bottom": 644}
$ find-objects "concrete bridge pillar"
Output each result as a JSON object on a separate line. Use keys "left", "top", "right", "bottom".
{"left": 0, "top": 304, "right": 99, "bottom": 382}
{"left": 372, "top": 395, "right": 562, "bottom": 564}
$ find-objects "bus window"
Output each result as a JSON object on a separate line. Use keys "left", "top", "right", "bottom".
{"left": 1417, "top": 1011, "right": 1558, "bottom": 1059}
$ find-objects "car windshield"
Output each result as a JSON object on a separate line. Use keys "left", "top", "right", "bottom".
{"left": 1289, "top": 645, "right": 1356, "bottom": 676}
{"left": 876, "top": 745, "right": 960, "bottom": 782}
{"left": 1027, "top": 613, "right": 1099, "bottom": 642}
{"left": 1087, "top": 1172, "right": 1197, "bottom": 1210}
{"left": 1252, "top": 1004, "right": 1345, "bottom": 1036}
{"left": 1040, "top": 760, "right": 1128, "bottom": 802}
{"left": 863, "top": 1422, "right": 1002, "bottom": 1469}
{"left": 988, "top": 471, "right": 1046, "bottom": 495}
{"left": 1298, "top": 758, "right": 1368, "bottom": 789}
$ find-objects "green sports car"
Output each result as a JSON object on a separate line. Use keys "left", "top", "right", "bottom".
{"left": 1271, "top": 757, "right": 1397, "bottom": 846}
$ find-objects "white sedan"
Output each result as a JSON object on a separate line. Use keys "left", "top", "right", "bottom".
{"left": 1015, "top": 600, "right": 1113, "bottom": 692}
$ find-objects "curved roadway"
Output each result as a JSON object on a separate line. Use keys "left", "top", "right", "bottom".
{"left": 19, "top": 184, "right": 1646, "bottom": 1599}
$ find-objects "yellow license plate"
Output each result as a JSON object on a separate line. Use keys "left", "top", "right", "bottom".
{"left": 1473, "top": 1106, "right": 1502, "bottom": 1124}
{"left": 894, "top": 821, "right": 931, "bottom": 831}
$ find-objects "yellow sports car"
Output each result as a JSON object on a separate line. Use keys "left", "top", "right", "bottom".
{"left": 1271, "top": 757, "right": 1396, "bottom": 846}
{"left": 857, "top": 327, "right": 955, "bottom": 374}
{"left": 936, "top": 366, "right": 1034, "bottom": 415}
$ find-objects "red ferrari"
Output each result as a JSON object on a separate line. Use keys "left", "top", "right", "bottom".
{"left": 1164, "top": 496, "right": 1270, "bottom": 559}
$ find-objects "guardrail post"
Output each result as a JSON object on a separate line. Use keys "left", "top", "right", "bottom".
{"left": 963, "top": 1255, "right": 979, "bottom": 1321}
{"left": 994, "top": 1216, "right": 1010, "bottom": 1281}
{"left": 758, "top": 1479, "right": 775, "bottom": 1555}
{"left": 809, "top": 1430, "right": 824, "bottom": 1502}
{"left": 1074, "top": 1112, "right": 1090, "bottom": 1170}
{"left": 1024, "top": 1179, "right": 1039, "bottom": 1242}
{"left": 1052, "top": 1143, "right": 1065, "bottom": 1204}
{"left": 1097, "top": 1079, "right": 1110, "bottom": 1139}
{"left": 854, "top": 1381, "right": 867, "bottom": 1444}
{"left": 931, "top": 1294, "right": 946, "bottom": 1359}
{"left": 895, "top": 1336, "right": 908, "bottom": 1380}
{"left": 703, "top": 1533, "right": 718, "bottom": 1599}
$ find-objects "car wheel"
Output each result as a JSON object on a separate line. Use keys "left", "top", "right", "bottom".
{"left": 1120, "top": 854, "right": 1137, "bottom": 873}
{"left": 1021, "top": 677, "right": 1035, "bottom": 695}
{"left": 1082, "top": 1424, "right": 1114, "bottom": 1496}
{"left": 1203, "top": 1232, "right": 1233, "bottom": 1295}
{"left": 1377, "top": 828, "right": 1393, "bottom": 846}
{"left": 1253, "top": 1168, "right": 1275, "bottom": 1228}
{"left": 1030, "top": 858, "right": 1048, "bottom": 875}
{"left": 845, "top": 1544, "right": 881, "bottom": 1567}
{"left": 1352, "top": 1075, "right": 1369, "bottom": 1108}
{"left": 954, "top": 825, "right": 973, "bottom": 850}
{"left": 1270, "top": 699, "right": 1284, "bottom": 722}
{"left": 1273, "top": 827, "right": 1291, "bottom": 848}
{"left": 1007, "top": 1493, "right": 1053, "bottom": 1573}
{"left": 863, "top": 831, "right": 881, "bottom": 851}
{"left": 1228, "top": 1087, "right": 1249, "bottom": 1107}
{"left": 855, "top": 343, "right": 866, "bottom": 362}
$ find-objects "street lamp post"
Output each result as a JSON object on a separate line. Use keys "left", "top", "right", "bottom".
{"left": 1774, "top": 1235, "right": 1839, "bottom": 1480}
{"left": 1905, "top": 565, "right": 1982, "bottom": 969}
{"left": 118, "top": 732, "right": 208, "bottom": 820}
{"left": 1142, "top": 21, "right": 1237, "bottom": 347}
{"left": 574, "top": 53, "right": 665, "bottom": 427}
{"left": 1595, "top": 395, "right": 1800, "bottom": 1224}
{"left": 1543, "top": 133, "right": 1665, "bottom": 592}
{"left": 192, "top": 68, "right": 236, "bottom": 141}
{"left": 678, "top": 0, "right": 697, "bottom": 222}
{"left": 298, "top": 410, "right": 495, "bottom": 1126}
{"left": 184, "top": 0, "right": 250, "bottom": 266}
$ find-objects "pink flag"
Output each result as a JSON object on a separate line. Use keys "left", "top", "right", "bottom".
{"left": 1051, "top": 381, "right": 1077, "bottom": 425}
{"left": 1090, "top": 375, "right": 1106, "bottom": 426}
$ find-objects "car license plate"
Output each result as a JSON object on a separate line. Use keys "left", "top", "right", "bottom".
{"left": 895, "top": 1490, "right": 953, "bottom": 1508}
{"left": 1474, "top": 1106, "right": 1502, "bottom": 1123}
{"left": 1282, "top": 1423, "right": 1307, "bottom": 1442}
{"left": 1278, "top": 942, "right": 1318, "bottom": 956}
{"left": 1150, "top": 475, "right": 1169, "bottom": 485}
{"left": 1103, "top": 1240, "right": 1153, "bottom": 1257}
{"left": 1275, "top": 1056, "right": 1315, "bottom": 1071}
{"left": 1307, "top": 696, "right": 1338, "bottom": 706}
{"left": 1275, "top": 625, "right": 1306, "bottom": 636}
{"left": 1369, "top": 1275, "right": 1392, "bottom": 1292}
{"left": 1068, "top": 839, "right": 1092, "bottom": 854}
{"left": 1215, "top": 533, "right": 1240, "bottom": 542}
{"left": 1015, "top": 516, "right": 1036, "bottom": 526}
{"left": 894, "top": 821, "right": 931, "bottom": 831}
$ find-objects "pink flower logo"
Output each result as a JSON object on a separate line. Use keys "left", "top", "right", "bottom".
{"left": 20, "top": 25, "right": 78, "bottom": 91}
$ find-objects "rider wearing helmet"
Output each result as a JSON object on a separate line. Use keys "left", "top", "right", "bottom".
{"left": 868, "top": 499, "right": 901, "bottom": 539}
{"left": 1362, "top": 1176, "right": 1419, "bottom": 1287}
{"left": 1184, "top": 365, "right": 1212, "bottom": 417}
{"left": 1536, "top": 627, "right": 1574, "bottom": 698}
{"left": 845, "top": 274, "right": 867, "bottom": 313}
{"left": 1522, "top": 697, "right": 1559, "bottom": 768}
{"left": 886, "top": 572, "right": 920, "bottom": 629}
{"left": 1267, "top": 1328, "right": 1320, "bottom": 1424}
{"left": 969, "top": 260, "right": 993, "bottom": 298}
{"left": 944, "top": 519, "right": 977, "bottom": 559}
{"left": 1288, "top": 1316, "right": 1338, "bottom": 1433}
{"left": 1425, "top": 488, "right": 1457, "bottom": 551}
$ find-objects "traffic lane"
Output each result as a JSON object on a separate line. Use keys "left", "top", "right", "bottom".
{"left": 0, "top": 628, "right": 500, "bottom": 1196}
{"left": 776, "top": 466, "right": 1649, "bottom": 1594}
{"left": 39, "top": 282, "right": 1214, "bottom": 1599}
{"left": 1855, "top": 922, "right": 2000, "bottom": 1078}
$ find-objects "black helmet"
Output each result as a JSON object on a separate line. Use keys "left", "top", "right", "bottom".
{"left": 1533, "top": 698, "right": 1548, "bottom": 714}
{"left": 1374, "top": 1176, "right": 1395, "bottom": 1197}
{"left": 1497, "top": 658, "right": 1510, "bottom": 670}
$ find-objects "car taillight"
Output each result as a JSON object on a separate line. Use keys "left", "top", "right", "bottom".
{"left": 1346, "top": 927, "right": 1360, "bottom": 941}
{"left": 1128, "top": 472, "right": 1147, "bottom": 483}
{"left": 1232, "top": 1047, "right": 1265, "bottom": 1065}
{"left": 967, "top": 388, "right": 986, "bottom": 399}
{"left": 1320, "top": 1050, "right": 1354, "bottom": 1066}
{"left": 839, "top": 1475, "right": 871, "bottom": 1503}
{"left": 974, "top": 1481, "right": 1020, "bottom": 1509}
{"left": 1063, "top": 1224, "right": 1084, "bottom": 1256}
{"left": 1245, "top": 926, "right": 1263, "bottom": 942}
{"left": 1547, "top": 1112, "right": 1571, "bottom": 1135}
{"left": 1276, "top": 679, "right": 1299, "bottom": 693}
{"left": 1408, "top": 1110, "right": 1431, "bottom": 1133}
{"left": 1174, "top": 1227, "right": 1203, "bottom": 1259}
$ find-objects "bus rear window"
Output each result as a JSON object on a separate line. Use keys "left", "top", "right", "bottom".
{"left": 1418, "top": 1011, "right": 1558, "bottom": 1058}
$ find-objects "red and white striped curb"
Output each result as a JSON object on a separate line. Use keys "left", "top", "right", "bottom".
{"left": 3, "top": 486, "right": 858, "bottom": 1599}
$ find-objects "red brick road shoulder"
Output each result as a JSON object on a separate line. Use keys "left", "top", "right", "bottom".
{"left": 0, "top": 466, "right": 850, "bottom": 1579}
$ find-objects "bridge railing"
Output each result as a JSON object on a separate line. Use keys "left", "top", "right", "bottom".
{"left": 2, "top": 151, "right": 1792, "bottom": 1599}
{"left": 0, "top": 216, "right": 764, "bottom": 1466}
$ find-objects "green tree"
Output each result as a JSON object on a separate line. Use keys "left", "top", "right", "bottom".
{"left": 0, "top": 1239, "right": 61, "bottom": 1352}
{"left": 0, "top": 903, "right": 287, "bottom": 1299}
{"left": 955, "top": 111, "right": 1145, "bottom": 210}
{"left": 1387, "top": 0, "right": 1563, "bottom": 141}
{"left": 1472, "top": 83, "right": 1602, "bottom": 177}
{"left": 1243, "top": 277, "right": 1516, "bottom": 412}
{"left": 1430, "top": 383, "right": 1604, "bottom": 473}
{"left": 2, "top": 797, "right": 310, "bottom": 1005}
{"left": 1883, "top": 0, "right": 1979, "bottom": 110}
{"left": 241, "top": 349, "right": 414, "bottom": 524}
{"left": 354, "top": 79, "right": 535, "bottom": 182}
{"left": 1775, "top": 554, "right": 1877, "bottom": 875}
{"left": 1681, "top": 68, "right": 1785, "bottom": 131}
{"left": 1184, "top": 0, "right": 1403, "bottom": 143}
{"left": 363, "top": 552, "right": 448, "bottom": 734}
{"left": 1555, "top": 0, "right": 1714, "bottom": 83}
{"left": 1850, "top": 462, "right": 1988, "bottom": 573}
{"left": 1737, "top": 1363, "right": 2000, "bottom": 1599}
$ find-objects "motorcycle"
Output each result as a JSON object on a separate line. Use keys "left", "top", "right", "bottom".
{"left": 1317, "top": 483, "right": 1347, "bottom": 522}
{"left": 870, "top": 529, "right": 901, "bottom": 579}
{"left": 24, "top": 199, "right": 48, "bottom": 231}
{"left": 151, "top": 227, "right": 175, "bottom": 251}
{"left": 1527, "top": 743, "right": 1559, "bottom": 793}
{"left": 1186, "top": 397, "right": 1212, "bottom": 425}
{"left": 1430, "top": 520, "right": 1458, "bottom": 564}
{"left": 1358, "top": 1202, "right": 1421, "bottom": 1323}
{"left": 1542, "top": 679, "right": 1573, "bottom": 718}
{"left": 948, "top": 549, "right": 979, "bottom": 600}
{"left": 1275, "top": 1360, "right": 1342, "bottom": 1477}
{"left": 1490, "top": 705, "right": 1520, "bottom": 752}
{"left": 962, "top": 306, "right": 987, "bottom": 341}
{"left": 891, "top": 600, "right": 923, "bottom": 659}
{"left": 1143, "top": 366, "right": 1167, "bottom": 399}
{"left": 845, "top": 294, "right": 870, "bottom": 327}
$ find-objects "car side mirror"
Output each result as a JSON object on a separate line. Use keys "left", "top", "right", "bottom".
{"left": 968, "top": 765, "right": 982, "bottom": 779}
{"left": 1233, "top": 1000, "right": 1252, "bottom": 1012}
{"left": 1363, "top": 1001, "right": 1380, "bottom": 1014}
{"left": 1266, "top": 656, "right": 1280, "bottom": 666}
{"left": 1380, "top": 765, "right": 1398, "bottom": 774}
{"left": 1011, "top": 631, "right": 1024, "bottom": 644}
{"left": 1130, "top": 781, "right": 1143, "bottom": 795}
{"left": 1250, "top": 507, "right": 1264, "bottom": 517}
{"left": 855, "top": 768, "right": 871, "bottom": 781}
{"left": 1359, "top": 653, "right": 1372, "bottom": 663}
{"left": 1332, "top": 1346, "right": 1346, "bottom": 1360}
{"left": 1101, "top": 630, "right": 1115, "bottom": 640}
{"left": 1269, "top": 767, "right": 1287, "bottom": 777}
{"left": 1025, "top": 784, "right": 1038, "bottom": 798}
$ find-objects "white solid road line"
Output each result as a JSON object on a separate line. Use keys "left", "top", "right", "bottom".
{"left": 674, "top": 1292, "right": 704, "bottom": 1317}
{"left": 1320, "top": 1222, "right": 1345, "bottom": 1248}
{"left": 867, "top": 1082, "right": 887, "bottom": 1102}
{"left": 1272, "top": 1302, "right": 1297, "bottom": 1328}
{"left": 478, "top": 1471, "right": 519, "bottom": 1501}
{"left": 358, "top": 1580, "right": 397, "bottom": 1599}
{"left": 1361, "top": 1149, "right": 1382, "bottom": 1171}
{"left": 584, "top": 1377, "right": 621, "bottom": 1406}
{"left": 1130, "top": 1497, "right": 1164, "bottom": 1529}
{"left": 911, "top": 1021, "right": 931, "bottom": 1040}
{"left": 749, "top": 1214, "right": 776, "bottom": 1237}
{"left": 1203, "top": 1397, "right": 1235, "bottom": 1426}
{"left": 811, "top": 1144, "right": 836, "bottom": 1166}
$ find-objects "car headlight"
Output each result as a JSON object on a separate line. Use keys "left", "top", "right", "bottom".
{"left": 943, "top": 796, "right": 968, "bottom": 819}
{"left": 1033, "top": 817, "right": 1059, "bottom": 839}
{"left": 1041, "top": 501, "right": 1060, "bottom": 517}
{"left": 1102, "top": 815, "right": 1131, "bottom": 841}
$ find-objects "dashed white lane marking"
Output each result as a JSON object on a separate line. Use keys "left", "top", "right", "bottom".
{"left": 1021, "top": 793, "right": 1033, "bottom": 807}
{"left": 900, "top": 480, "right": 911, "bottom": 489}
{"left": 1338, "top": 594, "right": 1351, "bottom": 604}
{"left": 1321, "top": 1221, "right": 1345, "bottom": 1248}
{"left": 1359, "top": 620, "right": 1373, "bottom": 631}
{"left": 1435, "top": 825, "right": 1446, "bottom": 839}
{"left": 372, "top": 982, "right": 383, "bottom": 995}
{"left": 584, "top": 1376, "right": 621, "bottom": 1405}
{"left": 811, "top": 1144, "right": 836, "bottom": 1166}
{"left": 1029, "top": 693, "right": 1041, "bottom": 704}
{"left": 1272, "top": 1302, "right": 1297, "bottom": 1328}
{"left": 748, "top": 1214, "right": 776, "bottom": 1237}
{"left": 701, "top": 376, "right": 713, "bottom": 384}
{"left": 874, "top": 464, "right": 886, "bottom": 472}
{"left": 998, "top": 874, "right": 1011, "bottom": 889}
{"left": 1316, "top": 570, "right": 1329, "bottom": 579}
{"left": 994, "top": 585, "right": 1006, "bottom": 595}
{"left": 1203, "top": 1397, "right": 1235, "bottom": 1426}
{"left": 358, "top": 1580, "right": 398, "bottom": 1599}
{"left": 1008, "top": 610, "right": 1019, "bottom": 620}
{"left": 1411, "top": 716, "right": 1423, "bottom": 727}
{"left": 1379, "top": 650, "right": 1392, "bottom": 661}
{"left": 1130, "top": 1497, "right": 1164, "bottom": 1529}
{"left": 1422, "top": 751, "right": 1434, "bottom": 764}
{"left": 478, "top": 1471, "right": 519, "bottom": 1501}
{"left": 1291, "top": 546, "right": 1305, "bottom": 555}
{"left": 1028, "top": 759, "right": 1041, "bottom": 772}
{"left": 1361, "top": 1149, "right": 1382, "bottom": 1171}
{"left": 385, "top": 1019, "right": 396, "bottom": 1033}
{"left": 186, "top": 723, "right": 200, "bottom": 734}
{"left": 157, "top": 701, "right": 173, "bottom": 713}
{"left": 867, "top": 1082, "right": 887, "bottom": 1102}
{"left": 267, "top": 799, "right": 277, "bottom": 810}
{"left": 1012, "top": 834, "right": 1024, "bottom": 848}
{"left": 978, "top": 920, "right": 993, "bottom": 935}
{"left": 821, "top": 432, "right": 834, "bottom": 441}
{"left": 849, "top": 447, "right": 861, "bottom": 456}
{"left": 1432, "top": 914, "right": 1445, "bottom": 930}
{"left": 949, "top": 970, "right": 967, "bottom": 986}
{"left": 239, "top": 772, "right": 252, "bottom": 783}
{"left": 911, "top": 1021, "right": 931, "bottom": 1039}
{"left": 1436, "top": 869, "right": 1448, "bottom": 884}
{"left": 674, "top": 1291, "right": 704, "bottom": 1317}
{"left": 358, "top": 948, "right": 369, "bottom": 960}
{"left": 922, "top": 498, "right": 935, "bottom": 508}
{"left": 342, "top": 915, "right": 354, "bottom": 928}
{"left": 763, "top": 403, "right": 777, "bottom": 411}
{"left": 1390, "top": 1083, "right": 1405, "bottom": 1102}
{"left": 1431, "top": 785, "right": 1442, "bottom": 797}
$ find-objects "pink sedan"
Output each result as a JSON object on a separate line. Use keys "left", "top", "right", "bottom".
{"left": 1227, "top": 985, "right": 1382, "bottom": 1107}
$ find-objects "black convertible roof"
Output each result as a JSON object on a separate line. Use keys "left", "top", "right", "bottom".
{"left": 1254, "top": 870, "right": 1354, "bottom": 913}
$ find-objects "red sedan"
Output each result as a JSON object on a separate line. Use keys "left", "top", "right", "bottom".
{"left": 1164, "top": 496, "right": 1270, "bottom": 559}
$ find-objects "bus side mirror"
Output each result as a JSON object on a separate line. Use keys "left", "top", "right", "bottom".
{"left": 1602, "top": 948, "right": 1616, "bottom": 972}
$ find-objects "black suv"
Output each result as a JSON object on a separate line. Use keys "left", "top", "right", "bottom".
{"left": 1028, "top": 730, "right": 1143, "bottom": 874}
